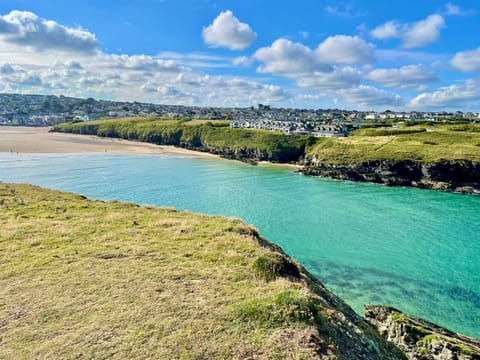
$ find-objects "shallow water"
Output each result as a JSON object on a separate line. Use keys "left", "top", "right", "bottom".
{"left": 1, "top": 152, "right": 479, "bottom": 337}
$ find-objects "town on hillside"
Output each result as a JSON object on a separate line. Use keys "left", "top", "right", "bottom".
{"left": 1, "top": 93, "right": 479, "bottom": 137}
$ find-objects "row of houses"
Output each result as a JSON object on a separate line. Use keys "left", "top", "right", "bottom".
{"left": 230, "top": 119, "right": 348, "bottom": 137}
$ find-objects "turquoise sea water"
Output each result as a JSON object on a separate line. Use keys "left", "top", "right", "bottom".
{"left": 1, "top": 152, "right": 479, "bottom": 337}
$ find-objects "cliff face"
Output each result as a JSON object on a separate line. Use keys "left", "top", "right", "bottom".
{"left": 365, "top": 305, "right": 480, "bottom": 360}
{"left": 301, "top": 158, "right": 480, "bottom": 194}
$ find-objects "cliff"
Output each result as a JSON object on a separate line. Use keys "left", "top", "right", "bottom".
{"left": 365, "top": 305, "right": 480, "bottom": 360}
{"left": 52, "top": 119, "right": 480, "bottom": 194}
{"left": 300, "top": 159, "right": 480, "bottom": 195}
{"left": 0, "top": 182, "right": 404, "bottom": 359}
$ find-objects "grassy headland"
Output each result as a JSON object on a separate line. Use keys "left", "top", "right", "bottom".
{"left": 53, "top": 119, "right": 480, "bottom": 165}
{"left": 0, "top": 183, "right": 405, "bottom": 359}
{"left": 53, "top": 118, "right": 309, "bottom": 163}
{"left": 308, "top": 125, "right": 480, "bottom": 164}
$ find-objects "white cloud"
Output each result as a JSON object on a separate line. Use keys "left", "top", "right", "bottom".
{"left": 410, "top": 78, "right": 480, "bottom": 108}
{"left": 0, "top": 63, "right": 15, "bottom": 74}
{"left": 254, "top": 35, "right": 372, "bottom": 77}
{"left": 370, "top": 21, "right": 400, "bottom": 40}
{"left": 451, "top": 47, "right": 480, "bottom": 72}
{"left": 366, "top": 65, "right": 437, "bottom": 90}
{"left": 340, "top": 85, "right": 404, "bottom": 108}
{"left": 325, "top": 4, "right": 366, "bottom": 18}
{"left": 0, "top": 10, "right": 99, "bottom": 53}
{"left": 297, "top": 67, "right": 362, "bottom": 90}
{"left": 316, "top": 35, "right": 374, "bottom": 64}
{"left": 202, "top": 10, "right": 256, "bottom": 50}
{"left": 403, "top": 15, "right": 445, "bottom": 48}
{"left": 444, "top": 2, "right": 472, "bottom": 16}
{"left": 254, "top": 38, "right": 332, "bottom": 76}
{"left": 371, "top": 14, "right": 445, "bottom": 48}
{"left": 232, "top": 56, "right": 252, "bottom": 67}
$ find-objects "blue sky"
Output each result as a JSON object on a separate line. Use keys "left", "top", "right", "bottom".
{"left": 0, "top": 0, "right": 479, "bottom": 111}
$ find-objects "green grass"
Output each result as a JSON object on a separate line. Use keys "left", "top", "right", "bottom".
{"left": 308, "top": 125, "right": 480, "bottom": 164}
{"left": 55, "top": 119, "right": 480, "bottom": 165}
{"left": 54, "top": 118, "right": 308, "bottom": 162}
{"left": 0, "top": 183, "right": 404, "bottom": 359}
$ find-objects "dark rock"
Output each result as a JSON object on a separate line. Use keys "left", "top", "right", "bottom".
{"left": 300, "top": 159, "right": 480, "bottom": 194}
{"left": 365, "top": 305, "right": 480, "bottom": 360}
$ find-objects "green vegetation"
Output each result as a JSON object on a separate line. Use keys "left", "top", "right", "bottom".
{"left": 252, "top": 253, "right": 300, "bottom": 282}
{"left": 0, "top": 183, "right": 321, "bottom": 358}
{"left": 54, "top": 119, "right": 480, "bottom": 165}
{"left": 0, "top": 183, "right": 407, "bottom": 359}
{"left": 308, "top": 125, "right": 480, "bottom": 164}
{"left": 53, "top": 118, "right": 308, "bottom": 162}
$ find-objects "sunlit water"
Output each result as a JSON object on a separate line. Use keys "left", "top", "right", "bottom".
{"left": 1, "top": 152, "right": 479, "bottom": 337}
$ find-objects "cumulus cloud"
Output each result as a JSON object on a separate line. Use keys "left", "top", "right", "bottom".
{"left": 316, "top": 35, "right": 374, "bottom": 64}
{"left": 254, "top": 35, "right": 372, "bottom": 77}
{"left": 0, "top": 10, "right": 99, "bottom": 53}
{"left": 202, "top": 10, "right": 256, "bottom": 50}
{"left": 403, "top": 15, "right": 445, "bottom": 48}
{"left": 371, "top": 14, "right": 445, "bottom": 48}
{"left": 366, "top": 65, "right": 437, "bottom": 90}
{"left": 254, "top": 38, "right": 332, "bottom": 76}
{"left": 340, "top": 85, "right": 404, "bottom": 107}
{"left": 370, "top": 21, "right": 400, "bottom": 40}
{"left": 451, "top": 47, "right": 480, "bottom": 72}
{"left": 410, "top": 78, "right": 480, "bottom": 108}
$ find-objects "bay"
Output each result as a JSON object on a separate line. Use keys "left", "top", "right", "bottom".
{"left": 1, "top": 152, "right": 479, "bottom": 337}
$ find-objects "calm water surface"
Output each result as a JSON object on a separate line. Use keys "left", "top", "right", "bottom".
{"left": 1, "top": 152, "right": 479, "bottom": 337}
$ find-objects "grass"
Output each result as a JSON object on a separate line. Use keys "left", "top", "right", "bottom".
{"left": 54, "top": 118, "right": 307, "bottom": 162}
{"left": 55, "top": 119, "right": 480, "bottom": 165}
{"left": 0, "top": 183, "right": 405, "bottom": 359}
{"left": 308, "top": 125, "right": 480, "bottom": 164}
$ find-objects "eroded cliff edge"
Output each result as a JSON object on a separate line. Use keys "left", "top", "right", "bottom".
{"left": 0, "top": 182, "right": 405, "bottom": 359}
{"left": 300, "top": 159, "right": 480, "bottom": 195}
{"left": 365, "top": 305, "right": 480, "bottom": 360}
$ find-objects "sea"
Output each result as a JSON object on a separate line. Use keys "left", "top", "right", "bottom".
{"left": 1, "top": 152, "right": 479, "bottom": 338}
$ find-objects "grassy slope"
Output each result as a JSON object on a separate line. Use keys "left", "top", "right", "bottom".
{"left": 0, "top": 183, "right": 405, "bottom": 359}
{"left": 53, "top": 118, "right": 307, "bottom": 162}
{"left": 308, "top": 125, "right": 480, "bottom": 164}
{"left": 54, "top": 119, "right": 480, "bottom": 165}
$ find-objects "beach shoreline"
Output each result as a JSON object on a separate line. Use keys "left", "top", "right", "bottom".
{"left": 0, "top": 126, "right": 301, "bottom": 170}
{"left": 0, "top": 126, "right": 220, "bottom": 158}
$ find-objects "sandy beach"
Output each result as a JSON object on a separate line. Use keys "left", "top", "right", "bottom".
{"left": 0, "top": 126, "right": 219, "bottom": 157}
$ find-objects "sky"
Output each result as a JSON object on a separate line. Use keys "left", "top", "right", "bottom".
{"left": 0, "top": 1, "right": 479, "bottom": 111}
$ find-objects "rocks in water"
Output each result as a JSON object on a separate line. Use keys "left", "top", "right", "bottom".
{"left": 364, "top": 305, "right": 480, "bottom": 360}
{"left": 300, "top": 159, "right": 480, "bottom": 195}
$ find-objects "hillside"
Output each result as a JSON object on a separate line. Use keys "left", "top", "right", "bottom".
{"left": 53, "top": 118, "right": 308, "bottom": 163}
{"left": 53, "top": 119, "right": 480, "bottom": 194}
{"left": 307, "top": 125, "right": 480, "bottom": 164}
{"left": 0, "top": 183, "right": 406, "bottom": 359}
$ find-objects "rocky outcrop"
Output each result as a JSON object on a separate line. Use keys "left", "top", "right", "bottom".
{"left": 180, "top": 143, "right": 304, "bottom": 164}
{"left": 300, "top": 159, "right": 480, "bottom": 195}
{"left": 365, "top": 305, "right": 480, "bottom": 360}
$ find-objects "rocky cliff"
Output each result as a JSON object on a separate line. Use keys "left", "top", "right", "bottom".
{"left": 301, "top": 158, "right": 480, "bottom": 195}
{"left": 365, "top": 305, "right": 480, "bottom": 360}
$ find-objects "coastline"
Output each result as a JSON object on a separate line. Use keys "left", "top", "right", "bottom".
{"left": 0, "top": 126, "right": 220, "bottom": 158}
{"left": 5, "top": 125, "right": 479, "bottom": 195}
{"left": 0, "top": 126, "right": 300, "bottom": 170}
